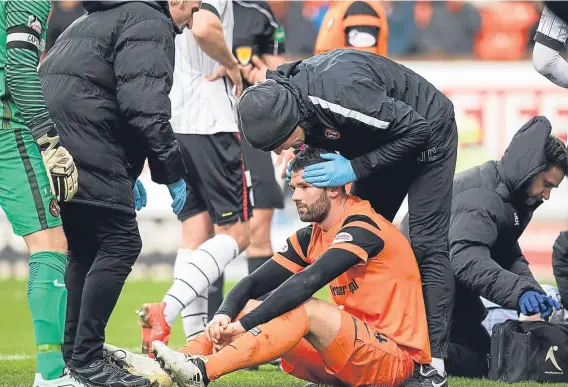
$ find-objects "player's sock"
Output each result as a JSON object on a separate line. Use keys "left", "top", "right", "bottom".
{"left": 204, "top": 304, "right": 309, "bottom": 381}
{"left": 28, "top": 251, "right": 67, "bottom": 380}
{"left": 181, "top": 290, "right": 208, "bottom": 341}
{"left": 178, "top": 331, "right": 214, "bottom": 356}
{"left": 163, "top": 234, "right": 239, "bottom": 325}
{"left": 431, "top": 357, "right": 446, "bottom": 375}
{"left": 173, "top": 248, "right": 193, "bottom": 278}
{"left": 247, "top": 256, "right": 271, "bottom": 274}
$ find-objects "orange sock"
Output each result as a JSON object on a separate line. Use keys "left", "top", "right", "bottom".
{"left": 204, "top": 304, "right": 310, "bottom": 381}
{"left": 177, "top": 332, "right": 213, "bottom": 356}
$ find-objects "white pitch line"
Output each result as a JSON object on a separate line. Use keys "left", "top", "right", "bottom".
{"left": 0, "top": 347, "right": 142, "bottom": 361}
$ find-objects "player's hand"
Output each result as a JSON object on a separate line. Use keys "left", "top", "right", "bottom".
{"left": 302, "top": 153, "right": 356, "bottom": 187}
{"left": 207, "top": 63, "right": 243, "bottom": 97}
{"left": 133, "top": 179, "right": 147, "bottom": 211}
{"left": 205, "top": 314, "right": 232, "bottom": 344}
{"left": 275, "top": 148, "right": 295, "bottom": 180}
{"left": 37, "top": 132, "right": 79, "bottom": 202}
{"left": 223, "top": 321, "right": 246, "bottom": 337}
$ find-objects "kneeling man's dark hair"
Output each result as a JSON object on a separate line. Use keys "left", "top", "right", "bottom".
{"left": 545, "top": 134, "right": 568, "bottom": 176}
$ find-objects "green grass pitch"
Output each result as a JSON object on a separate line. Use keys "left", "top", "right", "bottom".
{"left": 0, "top": 279, "right": 552, "bottom": 387}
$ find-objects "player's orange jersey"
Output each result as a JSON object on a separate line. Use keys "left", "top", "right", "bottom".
{"left": 273, "top": 195, "right": 430, "bottom": 364}
{"left": 314, "top": 1, "right": 388, "bottom": 56}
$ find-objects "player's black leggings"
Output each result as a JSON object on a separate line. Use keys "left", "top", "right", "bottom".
{"left": 355, "top": 114, "right": 458, "bottom": 359}
{"left": 60, "top": 203, "right": 141, "bottom": 368}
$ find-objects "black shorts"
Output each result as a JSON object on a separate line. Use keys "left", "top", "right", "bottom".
{"left": 241, "top": 138, "right": 284, "bottom": 210}
{"left": 175, "top": 133, "right": 252, "bottom": 226}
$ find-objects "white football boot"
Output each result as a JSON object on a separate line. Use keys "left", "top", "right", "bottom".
{"left": 151, "top": 341, "right": 208, "bottom": 387}
{"left": 103, "top": 343, "right": 173, "bottom": 387}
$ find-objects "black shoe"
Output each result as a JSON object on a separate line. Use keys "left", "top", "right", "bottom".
{"left": 70, "top": 358, "right": 151, "bottom": 387}
{"left": 403, "top": 364, "right": 448, "bottom": 387}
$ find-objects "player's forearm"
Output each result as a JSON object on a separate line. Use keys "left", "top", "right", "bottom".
{"left": 239, "top": 249, "right": 361, "bottom": 330}
{"left": 6, "top": 48, "right": 53, "bottom": 139}
{"left": 193, "top": 24, "right": 238, "bottom": 71}
{"left": 216, "top": 259, "right": 293, "bottom": 319}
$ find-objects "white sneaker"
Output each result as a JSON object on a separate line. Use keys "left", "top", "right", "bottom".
{"left": 32, "top": 373, "right": 87, "bottom": 387}
{"left": 103, "top": 343, "right": 173, "bottom": 387}
{"left": 151, "top": 341, "right": 207, "bottom": 387}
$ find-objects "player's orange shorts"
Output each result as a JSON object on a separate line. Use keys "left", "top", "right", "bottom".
{"left": 281, "top": 309, "right": 415, "bottom": 387}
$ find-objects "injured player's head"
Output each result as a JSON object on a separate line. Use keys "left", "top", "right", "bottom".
{"left": 289, "top": 147, "right": 347, "bottom": 226}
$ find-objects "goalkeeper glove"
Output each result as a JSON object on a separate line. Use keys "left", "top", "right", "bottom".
{"left": 36, "top": 131, "right": 78, "bottom": 202}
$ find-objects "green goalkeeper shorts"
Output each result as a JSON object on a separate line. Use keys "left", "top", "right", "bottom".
{"left": 0, "top": 127, "right": 61, "bottom": 236}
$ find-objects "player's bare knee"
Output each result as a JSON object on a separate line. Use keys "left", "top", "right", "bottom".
{"left": 216, "top": 220, "right": 250, "bottom": 252}
{"left": 25, "top": 226, "right": 68, "bottom": 255}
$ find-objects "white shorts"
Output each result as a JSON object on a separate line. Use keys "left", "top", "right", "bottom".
{"left": 535, "top": 5, "right": 568, "bottom": 51}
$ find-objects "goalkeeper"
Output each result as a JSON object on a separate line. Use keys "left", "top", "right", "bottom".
{"left": 0, "top": 1, "right": 79, "bottom": 386}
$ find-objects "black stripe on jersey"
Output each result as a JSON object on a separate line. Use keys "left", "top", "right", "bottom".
{"left": 201, "top": 3, "right": 220, "bottom": 19}
{"left": 535, "top": 31, "right": 566, "bottom": 52}
{"left": 279, "top": 238, "right": 309, "bottom": 268}
{"left": 342, "top": 214, "right": 380, "bottom": 229}
{"left": 339, "top": 226, "right": 385, "bottom": 259}
{"left": 7, "top": 26, "right": 41, "bottom": 52}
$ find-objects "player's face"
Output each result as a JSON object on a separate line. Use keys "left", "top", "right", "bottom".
{"left": 169, "top": 0, "right": 201, "bottom": 30}
{"left": 524, "top": 166, "right": 564, "bottom": 203}
{"left": 290, "top": 170, "right": 331, "bottom": 223}
{"left": 273, "top": 126, "right": 306, "bottom": 155}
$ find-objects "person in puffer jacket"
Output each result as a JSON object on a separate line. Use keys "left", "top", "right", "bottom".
{"left": 38, "top": 1, "right": 200, "bottom": 386}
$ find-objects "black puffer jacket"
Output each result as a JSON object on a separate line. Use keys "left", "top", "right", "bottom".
{"left": 553, "top": 231, "right": 568, "bottom": 305}
{"left": 39, "top": 1, "right": 186, "bottom": 213}
{"left": 450, "top": 116, "right": 551, "bottom": 323}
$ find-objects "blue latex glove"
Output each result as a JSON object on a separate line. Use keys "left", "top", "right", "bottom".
{"left": 285, "top": 162, "right": 292, "bottom": 183}
{"left": 167, "top": 179, "right": 187, "bottom": 215}
{"left": 519, "top": 291, "right": 561, "bottom": 318}
{"left": 133, "top": 179, "right": 147, "bottom": 211}
{"left": 302, "top": 153, "right": 356, "bottom": 187}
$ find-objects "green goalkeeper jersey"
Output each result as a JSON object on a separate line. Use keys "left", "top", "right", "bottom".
{"left": 0, "top": 0, "right": 50, "bottom": 137}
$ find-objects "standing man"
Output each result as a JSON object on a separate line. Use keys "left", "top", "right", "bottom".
{"left": 139, "top": 0, "right": 253, "bottom": 356}
{"left": 554, "top": 231, "right": 568, "bottom": 307}
{"left": 215, "top": 0, "right": 287, "bottom": 315}
{"left": 1, "top": 1, "right": 79, "bottom": 386}
{"left": 237, "top": 49, "right": 458, "bottom": 386}
{"left": 39, "top": 1, "right": 197, "bottom": 385}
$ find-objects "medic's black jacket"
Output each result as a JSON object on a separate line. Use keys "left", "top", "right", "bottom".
{"left": 269, "top": 49, "right": 455, "bottom": 178}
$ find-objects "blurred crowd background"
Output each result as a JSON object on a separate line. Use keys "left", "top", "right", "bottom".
{"left": 47, "top": 0, "right": 545, "bottom": 61}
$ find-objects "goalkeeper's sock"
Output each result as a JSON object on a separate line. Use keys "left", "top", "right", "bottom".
{"left": 163, "top": 234, "right": 239, "bottom": 326}
{"left": 204, "top": 304, "right": 309, "bottom": 381}
{"left": 173, "top": 248, "right": 193, "bottom": 279}
{"left": 28, "top": 251, "right": 68, "bottom": 380}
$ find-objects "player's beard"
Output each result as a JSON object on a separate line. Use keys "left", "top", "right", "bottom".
{"left": 298, "top": 190, "right": 331, "bottom": 223}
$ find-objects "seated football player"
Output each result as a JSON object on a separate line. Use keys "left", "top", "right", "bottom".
{"left": 105, "top": 147, "right": 436, "bottom": 387}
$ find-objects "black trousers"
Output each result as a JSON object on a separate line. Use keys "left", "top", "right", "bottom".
{"left": 354, "top": 115, "right": 458, "bottom": 359}
{"left": 447, "top": 317, "right": 491, "bottom": 378}
{"left": 61, "top": 202, "right": 142, "bottom": 368}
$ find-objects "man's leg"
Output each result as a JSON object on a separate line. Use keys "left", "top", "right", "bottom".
{"left": 60, "top": 204, "right": 97, "bottom": 364}
{"left": 69, "top": 209, "right": 142, "bottom": 368}
{"left": 0, "top": 128, "right": 70, "bottom": 381}
{"left": 157, "top": 298, "right": 414, "bottom": 387}
{"left": 446, "top": 319, "right": 490, "bottom": 378}
{"left": 407, "top": 120, "right": 458, "bottom": 372}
